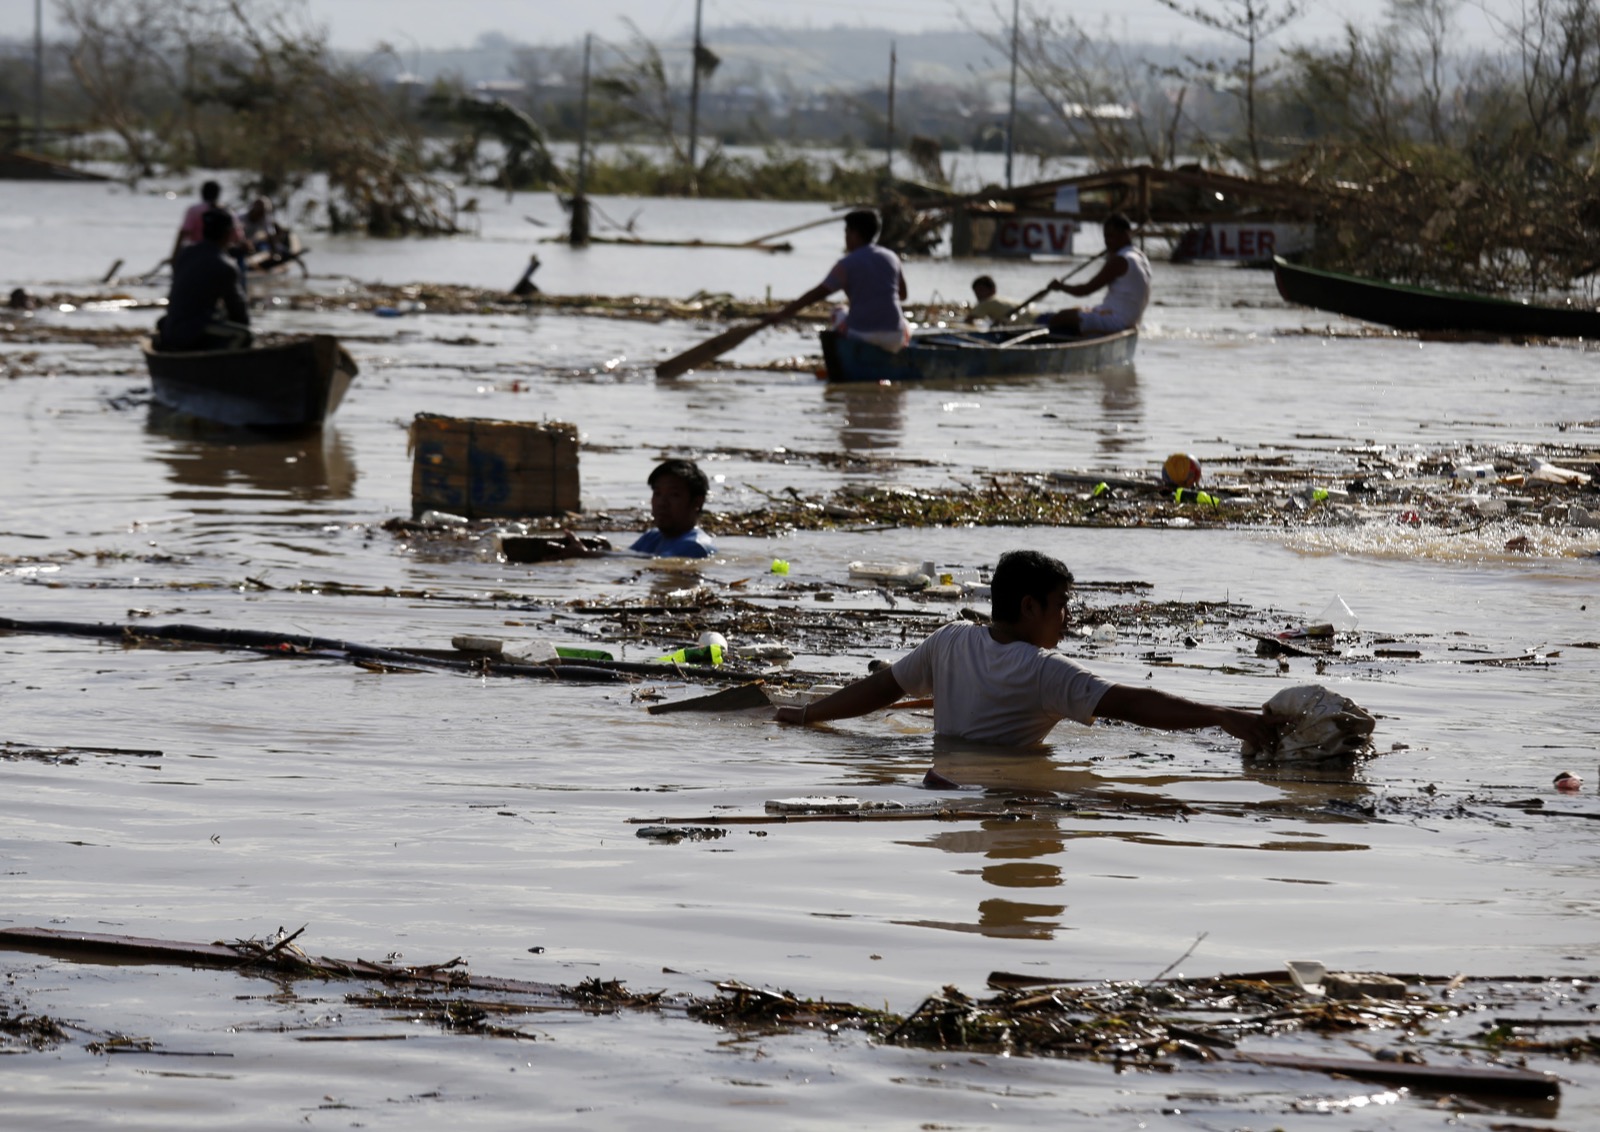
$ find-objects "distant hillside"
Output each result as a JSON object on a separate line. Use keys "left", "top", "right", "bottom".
{"left": 359, "top": 24, "right": 1200, "bottom": 95}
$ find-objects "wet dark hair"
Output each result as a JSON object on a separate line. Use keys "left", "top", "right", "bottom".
{"left": 990, "top": 550, "right": 1074, "bottom": 622}
{"left": 844, "top": 209, "right": 880, "bottom": 243}
{"left": 201, "top": 208, "right": 235, "bottom": 243}
{"left": 201, "top": 180, "right": 222, "bottom": 203}
{"left": 1103, "top": 212, "right": 1133, "bottom": 234}
{"left": 972, "top": 274, "right": 996, "bottom": 293}
{"left": 647, "top": 458, "right": 709, "bottom": 505}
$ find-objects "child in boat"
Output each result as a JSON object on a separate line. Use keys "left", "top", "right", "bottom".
{"left": 775, "top": 549, "right": 1277, "bottom": 750}
{"left": 969, "top": 275, "right": 1022, "bottom": 324}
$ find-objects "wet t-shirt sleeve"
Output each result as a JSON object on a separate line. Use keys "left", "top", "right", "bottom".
{"left": 821, "top": 256, "right": 848, "bottom": 295}
{"left": 1038, "top": 653, "right": 1114, "bottom": 724}
{"left": 889, "top": 625, "right": 947, "bottom": 697}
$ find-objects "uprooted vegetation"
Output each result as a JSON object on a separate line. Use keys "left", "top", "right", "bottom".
{"left": 383, "top": 439, "right": 1600, "bottom": 544}
{"left": 0, "top": 923, "right": 1590, "bottom": 1100}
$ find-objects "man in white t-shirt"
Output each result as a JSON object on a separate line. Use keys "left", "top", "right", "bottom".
{"left": 1044, "top": 213, "right": 1151, "bottom": 336}
{"left": 775, "top": 549, "right": 1276, "bottom": 750}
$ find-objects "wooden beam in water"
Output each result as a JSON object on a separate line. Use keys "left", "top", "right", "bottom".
{"left": 0, "top": 926, "right": 568, "bottom": 999}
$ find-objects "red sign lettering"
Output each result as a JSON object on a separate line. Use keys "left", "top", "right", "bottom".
{"left": 987, "top": 217, "right": 1077, "bottom": 257}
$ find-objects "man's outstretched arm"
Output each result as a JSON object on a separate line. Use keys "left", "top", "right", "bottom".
{"left": 1095, "top": 685, "right": 1278, "bottom": 750}
{"left": 775, "top": 666, "right": 906, "bottom": 726}
{"left": 1050, "top": 256, "right": 1126, "bottom": 299}
{"left": 763, "top": 281, "right": 833, "bottom": 326}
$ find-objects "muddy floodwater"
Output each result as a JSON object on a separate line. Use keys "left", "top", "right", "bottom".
{"left": 2, "top": 177, "right": 1598, "bottom": 1129}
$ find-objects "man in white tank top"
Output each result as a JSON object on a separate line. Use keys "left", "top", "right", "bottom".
{"left": 1045, "top": 212, "right": 1151, "bottom": 336}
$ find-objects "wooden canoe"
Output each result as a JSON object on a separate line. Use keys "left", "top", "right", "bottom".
{"left": 141, "top": 334, "right": 357, "bottom": 428}
{"left": 820, "top": 326, "right": 1138, "bottom": 383}
{"left": 1273, "top": 255, "right": 1600, "bottom": 338}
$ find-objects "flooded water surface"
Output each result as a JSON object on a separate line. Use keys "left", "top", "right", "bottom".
{"left": 2, "top": 180, "right": 1598, "bottom": 1129}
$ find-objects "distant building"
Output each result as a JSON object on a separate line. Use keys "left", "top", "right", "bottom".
{"left": 474, "top": 79, "right": 526, "bottom": 98}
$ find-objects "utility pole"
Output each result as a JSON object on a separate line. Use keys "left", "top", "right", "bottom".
{"left": 33, "top": 0, "right": 44, "bottom": 150}
{"left": 570, "top": 33, "right": 592, "bottom": 247}
{"left": 687, "top": 0, "right": 703, "bottom": 190}
{"left": 1005, "top": 0, "right": 1020, "bottom": 189}
{"left": 884, "top": 42, "right": 896, "bottom": 187}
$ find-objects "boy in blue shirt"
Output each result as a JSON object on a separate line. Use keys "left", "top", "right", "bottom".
{"left": 505, "top": 458, "right": 716, "bottom": 562}
{"left": 629, "top": 459, "right": 716, "bottom": 558}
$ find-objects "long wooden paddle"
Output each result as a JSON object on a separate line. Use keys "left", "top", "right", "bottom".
{"left": 655, "top": 319, "right": 768, "bottom": 379}
{"left": 1003, "top": 248, "right": 1108, "bottom": 321}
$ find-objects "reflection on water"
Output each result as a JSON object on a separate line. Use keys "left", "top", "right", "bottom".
{"left": 929, "top": 745, "right": 1110, "bottom": 794}
{"left": 899, "top": 743, "right": 1384, "bottom": 939}
{"left": 909, "top": 750, "right": 1092, "bottom": 941}
{"left": 1094, "top": 365, "right": 1142, "bottom": 460}
{"left": 898, "top": 817, "right": 1068, "bottom": 940}
{"left": 147, "top": 409, "right": 357, "bottom": 501}
{"left": 827, "top": 382, "right": 906, "bottom": 453}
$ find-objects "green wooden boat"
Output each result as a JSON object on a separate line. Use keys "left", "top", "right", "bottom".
{"left": 1273, "top": 256, "right": 1600, "bottom": 338}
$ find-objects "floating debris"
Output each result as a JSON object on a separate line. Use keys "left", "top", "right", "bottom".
{"left": 635, "top": 825, "right": 728, "bottom": 843}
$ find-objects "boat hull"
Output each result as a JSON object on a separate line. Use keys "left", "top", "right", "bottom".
{"left": 821, "top": 326, "right": 1138, "bottom": 382}
{"left": 142, "top": 335, "right": 357, "bottom": 428}
{"left": 1272, "top": 256, "right": 1600, "bottom": 338}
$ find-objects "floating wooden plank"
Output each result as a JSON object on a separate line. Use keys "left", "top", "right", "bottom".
{"left": 0, "top": 926, "right": 567, "bottom": 999}
{"left": 646, "top": 683, "right": 771, "bottom": 714}
{"left": 3, "top": 740, "right": 163, "bottom": 759}
{"left": 0, "top": 617, "right": 630, "bottom": 683}
{"left": 540, "top": 234, "right": 792, "bottom": 252}
{"left": 1229, "top": 1050, "right": 1560, "bottom": 1097}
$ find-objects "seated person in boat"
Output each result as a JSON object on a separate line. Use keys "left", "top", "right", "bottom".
{"left": 775, "top": 548, "right": 1278, "bottom": 750}
{"left": 155, "top": 208, "right": 252, "bottom": 352}
{"left": 170, "top": 180, "right": 246, "bottom": 265}
{"left": 506, "top": 459, "right": 715, "bottom": 562}
{"left": 1042, "top": 212, "right": 1151, "bottom": 336}
{"left": 240, "top": 197, "right": 297, "bottom": 270}
{"left": 762, "top": 209, "right": 910, "bottom": 353}
{"left": 969, "top": 274, "right": 1022, "bottom": 324}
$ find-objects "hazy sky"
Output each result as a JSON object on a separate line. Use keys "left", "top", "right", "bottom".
{"left": 7, "top": 0, "right": 1517, "bottom": 53}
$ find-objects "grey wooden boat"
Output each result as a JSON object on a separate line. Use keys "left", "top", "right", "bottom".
{"left": 821, "top": 326, "right": 1137, "bottom": 382}
{"left": 141, "top": 334, "right": 356, "bottom": 427}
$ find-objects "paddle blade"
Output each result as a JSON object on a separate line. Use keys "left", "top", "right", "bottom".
{"left": 655, "top": 321, "right": 766, "bottom": 379}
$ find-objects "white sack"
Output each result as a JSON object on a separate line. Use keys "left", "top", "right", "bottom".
{"left": 1244, "top": 684, "right": 1376, "bottom": 760}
